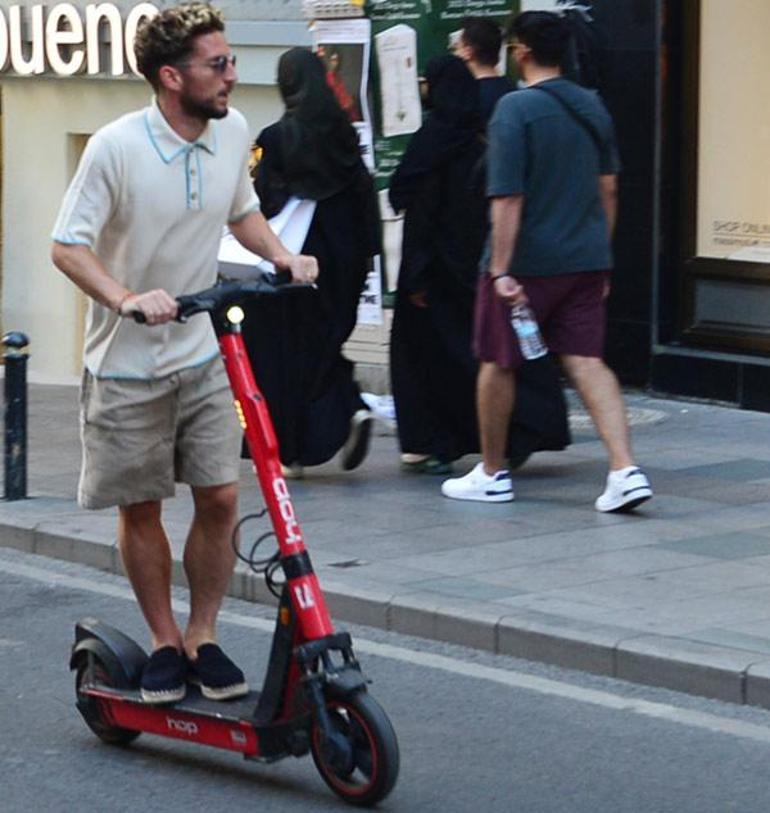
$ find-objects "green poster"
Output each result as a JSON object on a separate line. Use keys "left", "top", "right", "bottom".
{"left": 366, "top": 0, "right": 519, "bottom": 191}
{"left": 364, "top": 0, "right": 519, "bottom": 299}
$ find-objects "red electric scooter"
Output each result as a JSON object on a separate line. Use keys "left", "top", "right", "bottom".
{"left": 70, "top": 275, "right": 399, "bottom": 807}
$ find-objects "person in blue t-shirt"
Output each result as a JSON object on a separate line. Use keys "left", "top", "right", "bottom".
{"left": 455, "top": 14, "right": 572, "bottom": 470}
{"left": 442, "top": 11, "right": 653, "bottom": 513}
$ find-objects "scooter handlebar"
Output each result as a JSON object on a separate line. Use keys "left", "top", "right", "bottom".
{"left": 131, "top": 270, "right": 311, "bottom": 324}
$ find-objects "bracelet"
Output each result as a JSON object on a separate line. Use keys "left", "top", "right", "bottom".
{"left": 492, "top": 272, "right": 513, "bottom": 281}
{"left": 114, "top": 291, "right": 134, "bottom": 315}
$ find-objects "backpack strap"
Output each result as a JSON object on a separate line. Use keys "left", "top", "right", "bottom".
{"left": 529, "top": 83, "right": 604, "bottom": 155}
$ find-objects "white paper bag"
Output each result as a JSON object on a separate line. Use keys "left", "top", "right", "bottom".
{"left": 217, "top": 197, "right": 317, "bottom": 280}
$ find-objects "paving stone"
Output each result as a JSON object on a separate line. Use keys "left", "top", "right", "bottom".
{"left": 615, "top": 636, "right": 751, "bottom": 702}
{"left": 406, "top": 576, "right": 525, "bottom": 602}
{"left": 671, "top": 459, "right": 770, "bottom": 481}
{"left": 659, "top": 532, "right": 770, "bottom": 560}
{"left": 687, "top": 628, "right": 770, "bottom": 656}
{"left": 321, "top": 578, "right": 394, "bottom": 630}
{"left": 497, "top": 612, "right": 632, "bottom": 676}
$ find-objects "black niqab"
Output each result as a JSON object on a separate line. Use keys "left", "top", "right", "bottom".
{"left": 388, "top": 55, "right": 481, "bottom": 213}
{"left": 276, "top": 47, "right": 361, "bottom": 201}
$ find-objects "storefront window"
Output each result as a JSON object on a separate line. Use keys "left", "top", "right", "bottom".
{"left": 679, "top": 0, "right": 770, "bottom": 352}
{"left": 697, "top": 0, "right": 770, "bottom": 264}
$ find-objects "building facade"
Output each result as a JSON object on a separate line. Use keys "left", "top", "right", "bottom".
{"left": 0, "top": 0, "right": 314, "bottom": 381}
{"left": 3, "top": 0, "right": 770, "bottom": 412}
{"left": 591, "top": 0, "right": 770, "bottom": 411}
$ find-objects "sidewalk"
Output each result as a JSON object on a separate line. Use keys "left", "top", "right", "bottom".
{"left": 6, "top": 380, "right": 770, "bottom": 708}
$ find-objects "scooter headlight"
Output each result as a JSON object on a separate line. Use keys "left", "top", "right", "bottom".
{"left": 226, "top": 306, "right": 245, "bottom": 325}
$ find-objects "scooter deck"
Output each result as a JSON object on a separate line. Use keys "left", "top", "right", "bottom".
{"left": 90, "top": 681, "right": 262, "bottom": 722}
{"left": 84, "top": 680, "right": 312, "bottom": 759}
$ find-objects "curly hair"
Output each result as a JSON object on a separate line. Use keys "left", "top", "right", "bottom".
{"left": 134, "top": 2, "right": 225, "bottom": 89}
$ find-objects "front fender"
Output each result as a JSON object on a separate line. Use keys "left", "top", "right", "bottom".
{"left": 324, "top": 667, "right": 368, "bottom": 700}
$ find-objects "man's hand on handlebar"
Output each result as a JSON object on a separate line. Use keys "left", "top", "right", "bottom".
{"left": 119, "top": 289, "right": 178, "bottom": 324}
{"left": 274, "top": 253, "right": 319, "bottom": 286}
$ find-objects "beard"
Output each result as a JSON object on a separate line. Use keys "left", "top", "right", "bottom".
{"left": 180, "top": 91, "right": 230, "bottom": 121}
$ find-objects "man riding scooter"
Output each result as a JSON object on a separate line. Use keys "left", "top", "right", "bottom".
{"left": 51, "top": 2, "right": 318, "bottom": 704}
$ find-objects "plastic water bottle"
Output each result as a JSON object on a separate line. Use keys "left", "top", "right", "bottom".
{"left": 510, "top": 304, "right": 547, "bottom": 360}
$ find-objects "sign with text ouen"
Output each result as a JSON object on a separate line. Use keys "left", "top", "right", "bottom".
{"left": 0, "top": 3, "right": 159, "bottom": 77}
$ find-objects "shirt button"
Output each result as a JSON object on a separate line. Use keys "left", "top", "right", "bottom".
{"left": 191, "top": 192, "right": 198, "bottom": 200}
{"left": 190, "top": 169, "right": 196, "bottom": 176}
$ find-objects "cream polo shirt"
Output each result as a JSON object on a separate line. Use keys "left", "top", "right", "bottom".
{"left": 52, "top": 98, "right": 259, "bottom": 379}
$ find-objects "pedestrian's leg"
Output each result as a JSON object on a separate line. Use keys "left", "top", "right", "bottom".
{"left": 559, "top": 354, "right": 633, "bottom": 469}
{"left": 441, "top": 361, "right": 515, "bottom": 502}
{"left": 118, "top": 500, "right": 182, "bottom": 651}
{"left": 182, "top": 482, "right": 239, "bottom": 656}
{"left": 560, "top": 353, "right": 652, "bottom": 512}
{"left": 478, "top": 361, "right": 516, "bottom": 475}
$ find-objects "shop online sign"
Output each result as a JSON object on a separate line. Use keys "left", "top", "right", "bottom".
{"left": 0, "top": 3, "right": 160, "bottom": 76}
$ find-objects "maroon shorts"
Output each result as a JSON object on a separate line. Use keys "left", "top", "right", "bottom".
{"left": 473, "top": 270, "right": 609, "bottom": 370}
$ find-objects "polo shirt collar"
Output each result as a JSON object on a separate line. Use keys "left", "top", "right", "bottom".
{"left": 144, "top": 97, "right": 217, "bottom": 164}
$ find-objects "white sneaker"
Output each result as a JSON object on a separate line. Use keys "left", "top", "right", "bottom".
{"left": 441, "top": 463, "right": 514, "bottom": 503}
{"left": 595, "top": 466, "right": 652, "bottom": 513}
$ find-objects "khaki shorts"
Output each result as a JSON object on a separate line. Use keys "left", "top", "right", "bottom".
{"left": 78, "top": 356, "right": 242, "bottom": 510}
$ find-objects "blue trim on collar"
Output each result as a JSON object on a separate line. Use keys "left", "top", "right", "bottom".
{"left": 194, "top": 124, "right": 217, "bottom": 156}
{"left": 195, "top": 149, "right": 204, "bottom": 206}
{"left": 144, "top": 111, "right": 188, "bottom": 164}
{"left": 144, "top": 103, "right": 217, "bottom": 163}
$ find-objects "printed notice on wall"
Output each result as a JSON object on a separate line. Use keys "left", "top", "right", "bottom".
{"left": 312, "top": 18, "right": 383, "bottom": 323}
{"left": 312, "top": 18, "right": 375, "bottom": 171}
{"left": 375, "top": 25, "right": 421, "bottom": 137}
{"left": 357, "top": 257, "right": 384, "bottom": 325}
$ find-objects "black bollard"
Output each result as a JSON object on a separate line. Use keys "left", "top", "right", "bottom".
{"left": 3, "top": 332, "right": 29, "bottom": 501}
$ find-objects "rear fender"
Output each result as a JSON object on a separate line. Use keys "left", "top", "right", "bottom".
{"left": 70, "top": 617, "right": 148, "bottom": 688}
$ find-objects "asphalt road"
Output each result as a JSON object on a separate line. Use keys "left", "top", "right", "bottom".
{"left": 4, "top": 547, "right": 770, "bottom": 812}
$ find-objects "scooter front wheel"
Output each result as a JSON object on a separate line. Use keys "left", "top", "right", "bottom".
{"left": 75, "top": 658, "right": 141, "bottom": 746}
{"left": 311, "top": 691, "right": 399, "bottom": 807}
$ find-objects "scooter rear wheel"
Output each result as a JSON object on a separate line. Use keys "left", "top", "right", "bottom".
{"left": 311, "top": 691, "right": 399, "bottom": 807}
{"left": 75, "top": 658, "right": 141, "bottom": 746}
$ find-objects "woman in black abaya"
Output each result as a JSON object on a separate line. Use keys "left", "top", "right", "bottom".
{"left": 241, "top": 48, "right": 380, "bottom": 477}
{"left": 388, "top": 55, "right": 570, "bottom": 473}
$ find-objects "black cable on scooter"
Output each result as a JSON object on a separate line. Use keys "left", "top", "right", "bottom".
{"left": 231, "top": 511, "right": 281, "bottom": 596}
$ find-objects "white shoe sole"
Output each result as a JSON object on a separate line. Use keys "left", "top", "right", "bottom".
{"left": 199, "top": 681, "right": 249, "bottom": 701}
{"left": 140, "top": 684, "right": 186, "bottom": 704}
{"left": 441, "top": 487, "right": 514, "bottom": 503}
{"left": 187, "top": 674, "right": 249, "bottom": 701}
{"left": 595, "top": 489, "right": 653, "bottom": 513}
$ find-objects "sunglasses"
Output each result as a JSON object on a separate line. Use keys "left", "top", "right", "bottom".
{"left": 176, "top": 54, "right": 237, "bottom": 73}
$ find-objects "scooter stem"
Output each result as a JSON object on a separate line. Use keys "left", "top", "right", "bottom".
{"left": 219, "top": 329, "right": 334, "bottom": 641}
